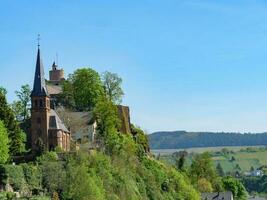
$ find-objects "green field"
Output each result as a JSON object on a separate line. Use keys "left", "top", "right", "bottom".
{"left": 152, "top": 146, "right": 267, "bottom": 173}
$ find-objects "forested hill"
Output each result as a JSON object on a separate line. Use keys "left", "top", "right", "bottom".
{"left": 149, "top": 131, "right": 267, "bottom": 149}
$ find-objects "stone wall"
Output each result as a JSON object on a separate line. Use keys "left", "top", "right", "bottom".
{"left": 117, "top": 105, "right": 132, "bottom": 134}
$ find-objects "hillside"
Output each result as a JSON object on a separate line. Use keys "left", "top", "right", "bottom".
{"left": 149, "top": 131, "right": 267, "bottom": 149}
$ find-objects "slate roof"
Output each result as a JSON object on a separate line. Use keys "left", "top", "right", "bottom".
{"left": 201, "top": 192, "right": 233, "bottom": 200}
{"left": 46, "top": 84, "right": 62, "bottom": 95}
{"left": 49, "top": 109, "right": 70, "bottom": 133}
{"left": 31, "top": 48, "right": 48, "bottom": 97}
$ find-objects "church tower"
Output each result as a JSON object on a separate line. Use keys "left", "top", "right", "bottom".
{"left": 31, "top": 47, "right": 51, "bottom": 151}
{"left": 49, "top": 62, "right": 65, "bottom": 84}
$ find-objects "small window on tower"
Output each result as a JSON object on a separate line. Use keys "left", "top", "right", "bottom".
{"left": 39, "top": 99, "right": 43, "bottom": 107}
{"left": 37, "top": 117, "right": 41, "bottom": 124}
{"left": 35, "top": 100, "right": 38, "bottom": 107}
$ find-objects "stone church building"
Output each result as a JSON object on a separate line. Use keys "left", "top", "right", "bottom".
{"left": 30, "top": 45, "right": 132, "bottom": 152}
{"left": 31, "top": 47, "right": 70, "bottom": 152}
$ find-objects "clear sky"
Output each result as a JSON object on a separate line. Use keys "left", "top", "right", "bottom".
{"left": 1, "top": 0, "right": 267, "bottom": 133}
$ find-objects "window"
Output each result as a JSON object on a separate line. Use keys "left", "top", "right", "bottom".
{"left": 35, "top": 100, "right": 38, "bottom": 107}
{"left": 39, "top": 99, "right": 43, "bottom": 107}
{"left": 37, "top": 117, "right": 41, "bottom": 124}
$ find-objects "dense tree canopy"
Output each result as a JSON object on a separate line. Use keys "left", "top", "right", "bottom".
{"left": 0, "top": 120, "right": 9, "bottom": 164}
{"left": 222, "top": 176, "right": 247, "bottom": 200}
{"left": 102, "top": 71, "right": 124, "bottom": 104}
{"left": 0, "top": 87, "right": 26, "bottom": 156}
{"left": 62, "top": 68, "right": 104, "bottom": 111}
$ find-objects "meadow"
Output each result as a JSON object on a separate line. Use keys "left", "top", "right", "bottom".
{"left": 152, "top": 146, "right": 267, "bottom": 173}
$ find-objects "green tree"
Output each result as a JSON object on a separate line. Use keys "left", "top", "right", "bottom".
{"left": 222, "top": 176, "right": 247, "bottom": 200}
{"left": 0, "top": 87, "right": 26, "bottom": 155}
{"left": 0, "top": 120, "right": 9, "bottom": 164}
{"left": 94, "top": 97, "right": 120, "bottom": 137}
{"left": 93, "top": 97, "right": 121, "bottom": 154}
{"left": 197, "top": 178, "right": 213, "bottom": 192}
{"left": 102, "top": 71, "right": 124, "bottom": 104}
{"left": 190, "top": 152, "right": 220, "bottom": 191}
{"left": 63, "top": 162, "right": 105, "bottom": 200}
{"left": 38, "top": 152, "right": 65, "bottom": 194}
{"left": 11, "top": 84, "right": 31, "bottom": 122}
{"left": 190, "top": 152, "right": 217, "bottom": 182}
{"left": 216, "top": 163, "right": 225, "bottom": 177}
{"left": 63, "top": 68, "right": 104, "bottom": 111}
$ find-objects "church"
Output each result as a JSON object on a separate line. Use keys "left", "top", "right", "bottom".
{"left": 30, "top": 44, "right": 132, "bottom": 153}
{"left": 30, "top": 47, "right": 71, "bottom": 152}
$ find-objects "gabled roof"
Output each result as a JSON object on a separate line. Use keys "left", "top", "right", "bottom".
{"left": 46, "top": 84, "right": 62, "bottom": 95}
{"left": 49, "top": 109, "right": 69, "bottom": 133}
{"left": 31, "top": 48, "right": 48, "bottom": 97}
{"left": 201, "top": 192, "right": 233, "bottom": 200}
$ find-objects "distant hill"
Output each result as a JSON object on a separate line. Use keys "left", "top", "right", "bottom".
{"left": 148, "top": 131, "right": 267, "bottom": 149}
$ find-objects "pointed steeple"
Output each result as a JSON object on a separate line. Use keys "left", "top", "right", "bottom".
{"left": 31, "top": 47, "right": 48, "bottom": 97}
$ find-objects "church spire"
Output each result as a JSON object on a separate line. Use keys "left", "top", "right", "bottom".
{"left": 31, "top": 43, "right": 48, "bottom": 97}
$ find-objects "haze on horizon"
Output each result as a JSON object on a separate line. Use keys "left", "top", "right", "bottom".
{"left": 1, "top": 0, "right": 267, "bottom": 133}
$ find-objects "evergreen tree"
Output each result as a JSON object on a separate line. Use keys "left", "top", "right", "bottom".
{"left": 0, "top": 87, "right": 26, "bottom": 155}
{"left": 0, "top": 120, "right": 9, "bottom": 163}
{"left": 216, "top": 163, "right": 225, "bottom": 177}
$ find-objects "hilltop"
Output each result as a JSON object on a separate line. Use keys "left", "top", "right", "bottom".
{"left": 149, "top": 131, "right": 267, "bottom": 149}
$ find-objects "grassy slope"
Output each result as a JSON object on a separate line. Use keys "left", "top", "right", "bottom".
{"left": 213, "top": 150, "right": 267, "bottom": 173}
{"left": 153, "top": 146, "right": 267, "bottom": 173}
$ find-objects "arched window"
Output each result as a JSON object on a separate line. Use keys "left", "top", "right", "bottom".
{"left": 39, "top": 99, "right": 43, "bottom": 107}
{"left": 35, "top": 100, "right": 38, "bottom": 107}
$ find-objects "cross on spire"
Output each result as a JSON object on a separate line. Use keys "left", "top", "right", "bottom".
{"left": 37, "top": 34, "right": 41, "bottom": 48}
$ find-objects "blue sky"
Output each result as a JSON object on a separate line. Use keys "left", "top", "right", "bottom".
{"left": 1, "top": 0, "right": 267, "bottom": 133}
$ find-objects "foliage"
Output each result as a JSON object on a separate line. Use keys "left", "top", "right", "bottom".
{"left": 3, "top": 164, "right": 26, "bottom": 191}
{"left": 216, "top": 163, "right": 225, "bottom": 177}
{"left": 94, "top": 97, "right": 121, "bottom": 137}
{"left": 172, "top": 151, "right": 188, "bottom": 171}
{"left": 21, "top": 163, "right": 42, "bottom": 191}
{"left": 190, "top": 152, "right": 217, "bottom": 185}
{"left": 63, "top": 158, "right": 105, "bottom": 200}
{"left": 61, "top": 68, "right": 104, "bottom": 111}
{"left": 149, "top": 130, "right": 267, "bottom": 149}
{"left": 101, "top": 71, "right": 124, "bottom": 104}
{"left": 242, "top": 175, "right": 267, "bottom": 194}
{"left": 189, "top": 152, "right": 226, "bottom": 193}
{"left": 197, "top": 178, "right": 213, "bottom": 192}
{"left": 0, "top": 121, "right": 9, "bottom": 164}
{"left": 0, "top": 87, "right": 26, "bottom": 155}
{"left": 222, "top": 176, "right": 247, "bottom": 200}
{"left": 131, "top": 125, "right": 150, "bottom": 154}
{"left": 11, "top": 84, "right": 31, "bottom": 122}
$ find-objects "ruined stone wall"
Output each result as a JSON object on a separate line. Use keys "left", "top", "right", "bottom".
{"left": 117, "top": 105, "right": 132, "bottom": 134}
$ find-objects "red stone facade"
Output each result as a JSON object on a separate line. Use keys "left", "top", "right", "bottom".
{"left": 31, "top": 48, "right": 70, "bottom": 152}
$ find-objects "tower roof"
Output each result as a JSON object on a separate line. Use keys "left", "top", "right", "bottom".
{"left": 31, "top": 48, "right": 48, "bottom": 97}
{"left": 52, "top": 61, "right": 57, "bottom": 70}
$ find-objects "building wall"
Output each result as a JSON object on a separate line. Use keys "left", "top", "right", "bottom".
{"left": 48, "top": 130, "right": 70, "bottom": 151}
{"left": 31, "top": 96, "right": 51, "bottom": 151}
{"left": 49, "top": 69, "right": 64, "bottom": 83}
{"left": 117, "top": 105, "right": 131, "bottom": 134}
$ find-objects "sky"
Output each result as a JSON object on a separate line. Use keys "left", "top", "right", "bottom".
{"left": 2, "top": 0, "right": 267, "bottom": 133}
